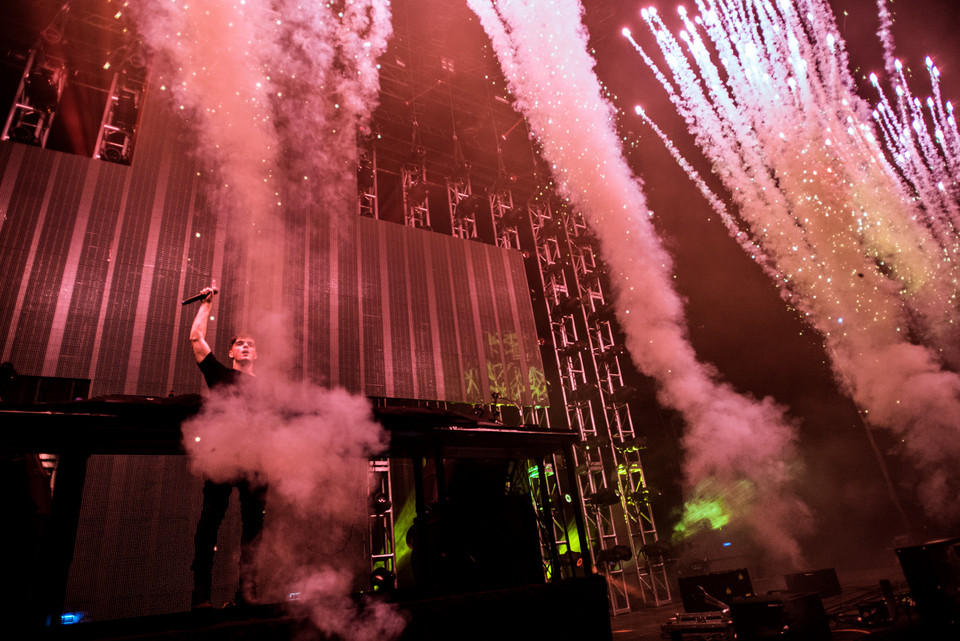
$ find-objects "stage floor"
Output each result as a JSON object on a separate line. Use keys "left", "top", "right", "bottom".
{"left": 609, "top": 565, "right": 946, "bottom": 640}
{"left": 33, "top": 567, "right": 956, "bottom": 640}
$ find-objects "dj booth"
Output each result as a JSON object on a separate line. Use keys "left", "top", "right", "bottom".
{"left": 2, "top": 395, "right": 595, "bottom": 634}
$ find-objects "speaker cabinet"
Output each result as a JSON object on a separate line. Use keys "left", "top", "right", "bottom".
{"left": 783, "top": 568, "right": 841, "bottom": 597}
{"left": 730, "top": 592, "right": 831, "bottom": 641}
{"left": 677, "top": 568, "right": 753, "bottom": 612}
{"left": 896, "top": 537, "right": 960, "bottom": 632}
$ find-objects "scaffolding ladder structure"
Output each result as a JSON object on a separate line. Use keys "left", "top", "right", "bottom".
{"left": 564, "top": 212, "right": 671, "bottom": 607}
{"left": 357, "top": 144, "right": 379, "bottom": 219}
{"left": 447, "top": 174, "right": 480, "bottom": 240}
{"left": 367, "top": 458, "right": 397, "bottom": 593}
{"left": 2, "top": 50, "right": 66, "bottom": 148}
{"left": 529, "top": 199, "right": 670, "bottom": 613}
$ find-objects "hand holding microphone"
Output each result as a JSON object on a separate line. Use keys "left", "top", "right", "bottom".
{"left": 181, "top": 281, "right": 218, "bottom": 305}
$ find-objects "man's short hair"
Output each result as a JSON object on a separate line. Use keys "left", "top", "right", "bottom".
{"left": 229, "top": 334, "right": 255, "bottom": 348}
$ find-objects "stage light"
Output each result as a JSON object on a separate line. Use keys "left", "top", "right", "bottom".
{"left": 595, "top": 545, "right": 632, "bottom": 565}
{"left": 370, "top": 567, "right": 396, "bottom": 592}
{"left": 114, "top": 91, "right": 139, "bottom": 130}
{"left": 554, "top": 295, "right": 582, "bottom": 316}
{"left": 405, "top": 180, "right": 429, "bottom": 203}
{"left": 126, "top": 41, "right": 147, "bottom": 70}
{"left": 584, "top": 486, "right": 620, "bottom": 506}
{"left": 587, "top": 300, "right": 615, "bottom": 325}
{"left": 455, "top": 193, "right": 484, "bottom": 217}
{"left": 539, "top": 217, "right": 564, "bottom": 237}
{"left": 498, "top": 208, "right": 524, "bottom": 227}
{"left": 639, "top": 542, "right": 669, "bottom": 558}
{"left": 569, "top": 383, "right": 599, "bottom": 404}
{"left": 557, "top": 340, "right": 585, "bottom": 359}
{"left": 10, "top": 125, "right": 38, "bottom": 144}
{"left": 541, "top": 260, "right": 566, "bottom": 278}
{"left": 609, "top": 385, "right": 636, "bottom": 405}
{"left": 60, "top": 612, "right": 86, "bottom": 625}
{"left": 407, "top": 145, "right": 425, "bottom": 163}
{"left": 598, "top": 344, "right": 626, "bottom": 364}
{"left": 41, "top": 6, "right": 69, "bottom": 44}
{"left": 581, "top": 435, "right": 610, "bottom": 450}
{"left": 357, "top": 155, "right": 374, "bottom": 190}
{"left": 615, "top": 435, "right": 647, "bottom": 453}
{"left": 25, "top": 69, "right": 60, "bottom": 112}
{"left": 370, "top": 491, "right": 392, "bottom": 515}
{"left": 102, "top": 147, "right": 124, "bottom": 163}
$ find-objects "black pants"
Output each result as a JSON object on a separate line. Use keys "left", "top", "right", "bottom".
{"left": 192, "top": 477, "right": 267, "bottom": 602}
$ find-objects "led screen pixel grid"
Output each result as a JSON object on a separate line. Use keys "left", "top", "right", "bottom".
{"left": 0, "top": 83, "right": 546, "bottom": 407}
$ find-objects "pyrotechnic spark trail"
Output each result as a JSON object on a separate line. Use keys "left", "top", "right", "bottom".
{"left": 469, "top": 0, "right": 810, "bottom": 566}
{"left": 626, "top": 0, "right": 960, "bottom": 523}
{"left": 870, "top": 59, "right": 960, "bottom": 259}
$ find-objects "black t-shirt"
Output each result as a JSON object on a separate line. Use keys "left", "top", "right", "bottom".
{"left": 198, "top": 352, "right": 244, "bottom": 389}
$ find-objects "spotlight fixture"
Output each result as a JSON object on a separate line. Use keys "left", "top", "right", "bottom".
{"left": 615, "top": 435, "right": 648, "bottom": 453}
{"left": 595, "top": 545, "right": 633, "bottom": 565}
{"left": 370, "top": 567, "right": 396, "bottom": 592}
{"left": 587, "top": 300, "right": 615, "bottom": 325}
{"left": 598, "top": 344, "right": 626, "bottom": 364}
{"left": 357, "top": 155, "right": 374, "bottom": 190}
{"left": 25, "top": 68, "right": 60, "bottom": 112}
{"left": 554, "top": 295, "right": 582, "bottom": 316}
{"left": 113, "top": 91, "right": 139, "bottom": 131}
{"left": 455, "top": 193, "right": 484, "bottom": 218}
{"left": 542, "top": 260, "right": 566, "bottom": 278}
{"left": 584, "top": 486, "right": 620, "bottom": 506}
{"left": 370, "top": 491, "right": 392, "bottom": 515}
{"left": 557, "top": 341, "right": 585, "bottom": 360}
{"left": 569, "top": 383, "right": 599, "bottom": 404}
{"left": 609, "top": 385, "right": 636, "bottom": 405}
{"left": 405, "top": 180, "right": 429, "bottom": 203}
{"left": 498, "top": 208, "right": 524, "bottom": 227}
{"left": 638, "top": 542, "right": 669, "bottom": 559}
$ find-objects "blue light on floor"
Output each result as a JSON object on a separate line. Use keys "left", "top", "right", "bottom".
{"left": 60, "top": 612, "right": 86, "bottom": 625}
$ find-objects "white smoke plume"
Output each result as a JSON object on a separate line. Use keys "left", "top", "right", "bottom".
{"left": 182, "top": 377, "right": 406, "bottom": 638}
{"left": 129, "top": 1, "right": 403, "bottom": 636}
{"left": 130, "top": 0, "right": 392, "bottom": 356}
{"left": 467, "top": 0, "right": 810, "bottom": 568}
{"left": 626, "top": 0, "right": 960, "bottom": 525}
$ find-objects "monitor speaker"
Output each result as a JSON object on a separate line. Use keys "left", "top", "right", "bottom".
{"left": 896, "top": 537, "right": 960, "bottom": 632}
{"left": 730, "top": 592, "right": 831, "bottom": 641}
{"left": 677, "top": 568, "right": 753, "bottom": 612}
{"left": 783, "top": 568, "right": 841, "bottom": 597}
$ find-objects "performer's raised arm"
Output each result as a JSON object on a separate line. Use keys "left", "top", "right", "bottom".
{"left": 189, "top": 281, "right": 217, "bottom": 364}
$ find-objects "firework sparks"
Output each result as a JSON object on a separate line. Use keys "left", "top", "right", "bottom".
{"left": 469, "top": 0, "right": 810, "bottom": 566}
{"left": 627, "top": 0, "right": 960, "bottom": 523}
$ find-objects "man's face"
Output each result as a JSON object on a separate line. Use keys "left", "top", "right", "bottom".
{"left": 229, "top": 336, "right": 257, "bottom": 365}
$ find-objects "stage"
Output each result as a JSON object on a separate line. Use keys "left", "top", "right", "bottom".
{"left": 29, "top": 570, "right": 954, "bottom": 641}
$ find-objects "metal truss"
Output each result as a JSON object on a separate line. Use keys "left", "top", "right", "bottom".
{"left": 491, "top": 188, "right": 522, "bottom": 250}
{"left": 2, "top": 50, "right": 66, "bottom": 148}
{"left": 566, "top": 217, "right": 671, "bottom": 607}
{"left": 529, "top": 199, "right": 670, "bottom": 613}
{"left": 446, "top": 175, "right": 480, "bottom": 240}
{"left": 358, "top": 147, "right": 379, "bottom": 219}
{"left": 401, "top": 163, "right": 431, "bottom": 229}
{"left": 367, "top": 458, "right": 397, "bottom": 593}
{"left": 94, "top": 72, "right": 145, "bottom": 165}
{"left": 523, "top": 452, "right": 581, "bottom": 583}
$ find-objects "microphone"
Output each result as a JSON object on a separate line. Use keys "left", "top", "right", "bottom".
{"left": 181, "top": 287, "right": 218, "bottom": 305}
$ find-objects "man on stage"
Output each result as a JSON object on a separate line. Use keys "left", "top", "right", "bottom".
{"left": 188, "top": 282, "right": 266, "bottom": 609}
